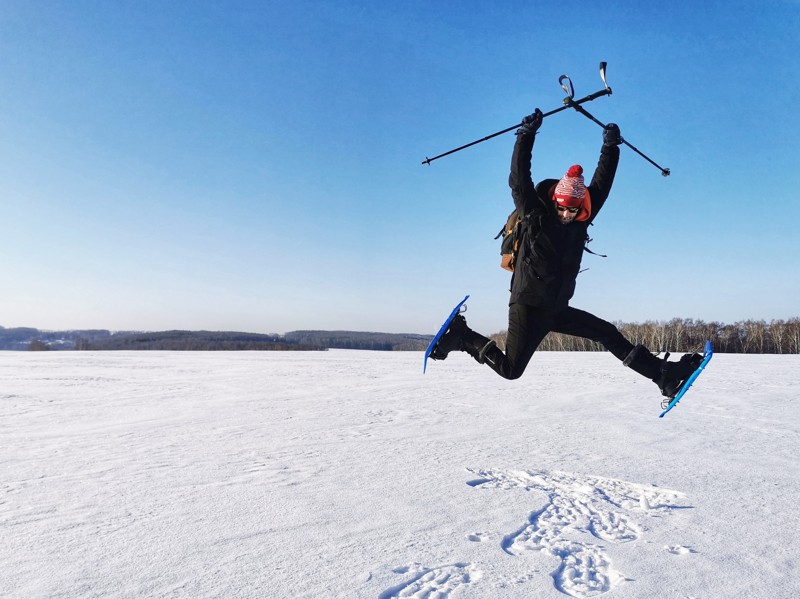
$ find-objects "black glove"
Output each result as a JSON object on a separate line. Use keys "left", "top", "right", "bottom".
{"left": 603, "top": 123, "right": 622, "bottom": 147}
{"left": 517, "top": 109, "right": 543, "bottom": 136}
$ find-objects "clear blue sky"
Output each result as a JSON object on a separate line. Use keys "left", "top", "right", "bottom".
{"left": 2, "top": 1, "right": 799, "bottom": 335}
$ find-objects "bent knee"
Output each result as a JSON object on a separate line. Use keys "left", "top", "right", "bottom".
{"left": 503, "top": 367, "right": 525, "bottom": 381}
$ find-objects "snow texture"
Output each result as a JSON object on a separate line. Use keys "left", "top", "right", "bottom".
{"left": 2, "top": 350, "right": 799, "bottom": 598}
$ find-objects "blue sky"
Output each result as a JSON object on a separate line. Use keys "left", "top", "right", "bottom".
{"left": 2, "top": 1, "right": 799, "bottom": 335}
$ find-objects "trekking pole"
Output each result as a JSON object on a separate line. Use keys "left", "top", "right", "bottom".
{"left": 421, "top": 62, "right": 613, "bottom": 166}
{"left": 565, "top": 98, "right": 671, "bottom": 177}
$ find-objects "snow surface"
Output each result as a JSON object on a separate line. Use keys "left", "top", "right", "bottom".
{"left": 1, "top": 349, "right": 798, "bottom": 599}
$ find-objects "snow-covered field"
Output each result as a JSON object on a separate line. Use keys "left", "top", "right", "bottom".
{"left": 2, "top": 350, "right": 798, "bottom": 599}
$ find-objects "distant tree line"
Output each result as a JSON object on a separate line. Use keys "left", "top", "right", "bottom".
{"left": 283, "top": 331, "right": 431, "bottom": 351}
{"left": 82, "top": 330, "right": 325, "bottom": 351}
{"left": 0, "top": 326, "right": 314, "bottom": 351}
{"left": 490, "top": 318, "right": 800, "bottom": 354}
{"left": 4, "top": 319, "right": 800, "bottom": 353}
{"left": 0, "top": 327, "right": 114, "bottom": 351}
{"left": 0, "top": 326, "right": 429, "bottom": 351}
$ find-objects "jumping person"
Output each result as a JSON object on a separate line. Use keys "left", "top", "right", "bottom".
{"left": 429, "top": 108, "right": 702, "bottom": 400}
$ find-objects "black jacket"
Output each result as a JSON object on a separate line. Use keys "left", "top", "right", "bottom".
{"left": 508, "top": 131, "right": 619, "bottom": 310}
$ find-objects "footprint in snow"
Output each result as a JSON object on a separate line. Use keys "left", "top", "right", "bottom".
{"left": 467, "top": 468, "right": 688, "bottom": 597}
{"left": 466, "top": 531, "right": 494, "bottom": 543}
{"left": 379, "top": 562, "right": 482, "bottom": 598}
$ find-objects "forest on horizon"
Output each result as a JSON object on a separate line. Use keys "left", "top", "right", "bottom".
{"left": 2, "top": 317, "right": 799, "bottom": 354}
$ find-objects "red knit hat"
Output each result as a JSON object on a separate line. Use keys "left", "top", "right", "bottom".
{"left": 553, "top": 165, "right": 587, "bottom": 208}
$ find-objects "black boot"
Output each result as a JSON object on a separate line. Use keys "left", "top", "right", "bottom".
{"left": 429, "top": 314, "right": 469, "bottom": 360}
{"left": 625, "top": 344, "right": 704, "bottom": 398}
{"left": 429, "top": 315, "right": 497, "bottom": 364}
{"left": 656, "top": 352, "right": 704, "bottom": 398}
{"left": 462, "top": 329, "right": 497, "bottom": 365}
{"left": 623, "top": 344, "right": 662, "bottom": 380}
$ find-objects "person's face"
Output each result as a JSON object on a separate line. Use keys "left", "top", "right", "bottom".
{"left": 556, "top": 204, "right": 579, "bottom": 224}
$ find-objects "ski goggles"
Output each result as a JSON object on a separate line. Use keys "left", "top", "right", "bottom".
{"left": 556, "top": 205, "right": 580, "bottom": 214}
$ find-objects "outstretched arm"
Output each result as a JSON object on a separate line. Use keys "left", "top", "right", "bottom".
{"left": 587, "top": 123, "right": 622, "bottom": 220}
{"left": 509, "top": 109, "right": 546, "bottom": 215}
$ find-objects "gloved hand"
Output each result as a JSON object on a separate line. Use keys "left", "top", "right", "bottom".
{"left": 516, "top": 109, "right": 543, "bottom": 136}
{"left": 603, "top": 123, "right": 622, "bottom": 147}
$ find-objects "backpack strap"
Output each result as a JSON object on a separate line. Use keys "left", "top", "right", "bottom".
{"left": 583, "top": 235, "right": 607, "bottom": 258}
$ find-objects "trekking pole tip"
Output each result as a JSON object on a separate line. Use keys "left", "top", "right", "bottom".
{"left": 422, "top": 157, "right": 432, "bottom": 166}
{"left": 661, "top": 168, "right": 671, "bottom": 177}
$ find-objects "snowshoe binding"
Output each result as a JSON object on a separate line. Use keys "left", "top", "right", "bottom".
{"left": 659, "top": 341, "right": 713, "bottom": 417}
{"left": 429, "top": 313, "right": 468, "bottom": 361}
{"left": 657, "top": 351, "right": 704, "bottom": 401}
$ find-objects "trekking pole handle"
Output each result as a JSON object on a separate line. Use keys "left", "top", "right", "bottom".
{"left": 421, "top": 87, "right": 613, "bottom": 166}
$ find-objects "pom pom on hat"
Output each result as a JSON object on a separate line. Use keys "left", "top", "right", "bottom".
{"left": 553, "top": 164, "right": 587, "bottom": 208}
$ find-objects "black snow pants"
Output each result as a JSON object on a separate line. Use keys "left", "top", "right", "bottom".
{"left": 484, "top": 303, "right": 635, "bottom": 380}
